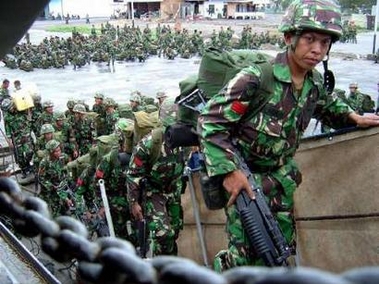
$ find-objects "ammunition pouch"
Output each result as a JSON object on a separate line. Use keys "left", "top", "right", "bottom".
{"left": 199, "top": 171, "right": 226, "bottom": 210}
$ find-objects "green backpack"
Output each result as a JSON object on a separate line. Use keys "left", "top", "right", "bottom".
{"left": 361, "top": 94, "right": 375, "bottom": 112}
{"left": 176, "top": 47, "right": 274, "bottom": 128}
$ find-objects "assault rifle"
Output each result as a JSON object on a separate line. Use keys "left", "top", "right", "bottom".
{"left": 233, "top": 151, "right": 291, "bottom": 267}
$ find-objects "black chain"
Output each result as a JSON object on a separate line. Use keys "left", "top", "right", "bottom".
{"left": 0, "top": 176, "right": 378, "bottom": 284}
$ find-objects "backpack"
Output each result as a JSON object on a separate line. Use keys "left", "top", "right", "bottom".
{"left": 361, "top": 94, "right": 375, "bottom": 112}
{"left": 133, "top": 110, "right": 160, "bottom": 146}
{"left": 175, "top": 47, "right": 274, "bottom": 129}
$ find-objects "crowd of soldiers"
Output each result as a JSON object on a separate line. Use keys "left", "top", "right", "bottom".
{"left": 0, "top": 85, "right": 188, "bottom": 256}
{"left": 340, "top": 20, "right": 358, "bottom": 43}
{"left": 1, "top": 21, "right": 285, "bottom": 71}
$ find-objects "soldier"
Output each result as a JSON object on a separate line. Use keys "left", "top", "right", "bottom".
{"left": 70, "top": 103, "right": 96, "bottom": 157}
{"left": 34, "top": 123, "right": 59, "bottom": 171}
{"left": 92, "top": 92, "right": 107, "bottom": 136}
{"left": 13, "top": 80, "right": 21, "bottom": 92}
{"left": 65, "top": 99, "right": 76, "bottom": 124}
{"left": 0, "top": 79, "right": 10, "bottom": 102}
{"left": 156, "top": 91, "right": 167, "bottom": 107}
{"left": 31, "top": 94, "right": 43, "bottom": 135}
{"left": 38, "top": 139, "right": 74, "bottom": 218}
{"left": 127, "top": 98, "right": 185, "bottom": 256}
{"left": 2, "top": 98, "right": 34, "bottom": 178}
{"left": 347, "top": 82, "right": 375, "bottom": 115}
{"left": 35, "top": 100, "right": 55, "bottom": 137}
{"left": 130, "top": 91, "right": 143, "bottom": 112}
{"left": 104, "top": 97, "right": 119, "bottom": 135}
{"left": 94, "top": 123, "right": 134, "bottom": 241}
{"left": 198, "top": 0, "right": 379, "bottom": 271}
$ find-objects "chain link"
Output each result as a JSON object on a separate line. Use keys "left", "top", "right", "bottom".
{"left": 0, "top": 176, "right": 378, "bottom": 284}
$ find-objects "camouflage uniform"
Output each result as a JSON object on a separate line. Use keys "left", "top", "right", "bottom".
{"left": 2, "top": 99, "right": 34, "bottom": 175}
{"left": 38, "top": 140, "right": 73, "bottom": 218}
{"left": 104, "top": 98, "right": 120, "bottom": 135}
{"left": 92, "top": 93, "right": 107, "bottom": 136}
{"left": 35, "top": 100, "right": 55, "bottom": 137}
{"left": 95, "top": 148, "right": 134, "bottom": 242}
{"left": 198, "top": 0, "right": 354, "bottom": 271}
{"left": 70, "top": 104, "right": 96, "bottom": 156}
{"left": 127, "top": 98, "right": 185, "bottom": 256}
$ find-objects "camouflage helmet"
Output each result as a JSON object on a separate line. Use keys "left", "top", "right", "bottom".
{"left": 145, "top": 104, "right": 158, "bottom": 113}
{"left": 159, "top": 97, "right": 177, "bottom": 127}
{"left": 349, "top": 82, "right": 358, "bottom": 88}
{"left": 31, "top": 93, "right": 42, "bottom": 104}
{"left": 73, "top": 103, "right": 86, "bottom": 113}
{"left": 40, "top": 123, "right": 55, "bottom": 134}
{"left": 54, "top": 112, "right": 66, "bottom": 120}
{"left": 67, "top": 98, "right": 76, "bottom": 109}
{"left": 130, "top": 91, "right": 141, "bottom": 104}
{"left": 94, "top": 92, "right": 104, "bottom": 99}
{"left": 45, "top": 139, "right": 60, "bottom": 153}
{"left": 156, "top": 91, "right": 167, "bottom": 99}
{"left": 43, "top": 100, "right": 54, "bottom": 108}
{"left": 115, "top": 118, "right": 134, "bottom": 133}
{"left": 279, "top": 0, "right": 343, "bottom": 40}
{"left": 104, "top": 97, "right": 117, "bottom": 107}
{"left": 1, "top": 98, "right": 14, "bottom": 111}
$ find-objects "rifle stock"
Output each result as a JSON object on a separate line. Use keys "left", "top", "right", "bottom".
{"left": 234, "top": 151, "right": 291, "bottom": 266}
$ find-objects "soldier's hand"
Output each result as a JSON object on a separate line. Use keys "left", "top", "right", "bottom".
{"left": 131, "top": 202, "right": 143, "bottom": 221}
{"left": 223, "top": 169, "right": 254, "bottom": 207}
{"left": 6, "top": 138, "right": 13, "bottom": 149}
{"left": 349, "top": 112, "right": 379, "bottom": 128}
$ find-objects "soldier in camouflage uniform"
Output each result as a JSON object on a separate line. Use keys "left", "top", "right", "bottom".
{"left": 130, "top": 91, "right": 144, "bottom": 112}
{"left": 198, "top": 0, "right": 379, "bottom": 271}
{"left": 35, "top": 100, "right": 55, "bottom": 137}
{"left": 34, "top": 123, "right": 59, "bottom": 171}
{"left": 70, "top": 103, "right": 96, "bottom": 157}
{"left": 31, "top": 94, "right": 43, "bottom": 136}
{"left": 38, "top": 139, "right": 74, "bottom": 218}
{"left": 2, "top": 98, "right": 34, "bottom": 177}
{"left": 104, "top": 97, "right": 119, "bottom": 135}
{"left": 94, "top": 119, "right": 134, "bottom": 241}
{"left": 0, "top": 79, "right": 10, "bottom": 103}
{"left": 92, "top": 92, "right": 107, "bottom": 136}
{"left": 127, "top": 98, "right": 185, "bottom": 256}
{"left": 346, "top": 82, "right": 374, "bottom": 115}
{"left": 65, "top": 99, "right": 76, "bottom": 124}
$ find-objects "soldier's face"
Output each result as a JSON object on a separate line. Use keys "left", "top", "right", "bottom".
{"left": 286, "top": 31, "right": 332, "bottom": 71}
{"left": 52, "top": 147, "right": 61, "bottom": 159}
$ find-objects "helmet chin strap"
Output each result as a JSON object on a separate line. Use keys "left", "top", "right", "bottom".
{"left": 323, "top": 44, "right": 335, "bottom": 95}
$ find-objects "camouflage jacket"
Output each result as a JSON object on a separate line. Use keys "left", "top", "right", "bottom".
{"left": 95, "top": 148, "right": 128, "bottom": 206}
{"left": 38, "top": 153, "right": 71, "bottom": 199}
{"left": 198, "top": 51, "right": 354, "bottom": 177}
{"left": 4, "top": 110, "right": 32, "bottom": 142}
{"left": 126, "top": 132, "right": 185, "bottom": 201}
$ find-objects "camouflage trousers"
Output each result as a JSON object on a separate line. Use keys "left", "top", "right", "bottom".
{"left": 109, "top": 197, "right": 137, "bottom": 246}
{"left": 214, "top": 160, "right": 301, "bottom": 272}
{"left": 145, "top": 190, "right": 183, "bottom": 256}
{"left": 39, "top": 187, "right": 66, "bottom": 218}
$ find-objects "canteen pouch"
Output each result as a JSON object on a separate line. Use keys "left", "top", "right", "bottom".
{"left": 199, "top": 171, "right": 227, "bottom": 210}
